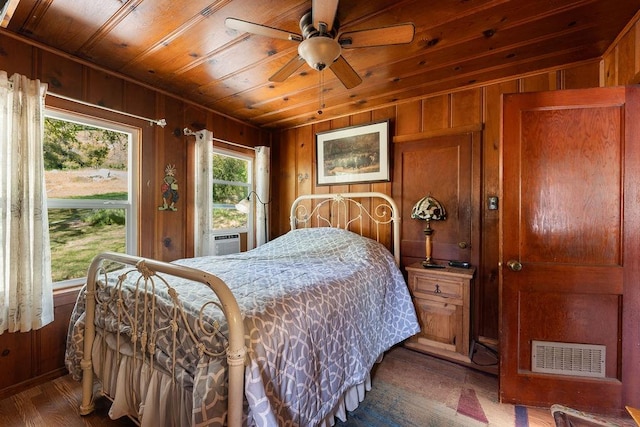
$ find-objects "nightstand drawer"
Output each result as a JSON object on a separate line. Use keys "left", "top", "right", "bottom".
{"left": 411, "top": 275, "right": 463, "bottom": 301}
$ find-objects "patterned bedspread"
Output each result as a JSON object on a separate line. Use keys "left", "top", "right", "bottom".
{"left": 66, "top": 227, "right": 419, "bottom": 426}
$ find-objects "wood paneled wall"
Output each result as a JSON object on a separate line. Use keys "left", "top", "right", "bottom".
{"left": 272, "top": 14, "right": 640, "bottom": 343}
{"left": 0, "top": 31, "right": 270, "bottom": 398}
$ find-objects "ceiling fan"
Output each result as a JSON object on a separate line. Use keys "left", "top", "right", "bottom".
{"left": 225, "top": 0, "right": 415, "bottom": 89}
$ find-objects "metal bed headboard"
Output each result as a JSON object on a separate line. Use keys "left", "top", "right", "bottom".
{"left": 289, "top": 192, "right": 401, "bottom": 265}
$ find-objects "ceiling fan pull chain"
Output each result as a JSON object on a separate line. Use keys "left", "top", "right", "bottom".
{"left": 318, "top": 70, "right": 325, "bottom": 115}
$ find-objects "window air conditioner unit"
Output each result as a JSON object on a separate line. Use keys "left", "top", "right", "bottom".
{"left": 212, "top": 233, "right": 241, "bottom": 256}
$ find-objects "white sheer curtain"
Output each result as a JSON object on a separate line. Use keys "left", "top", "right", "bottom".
{"left": 0, "top": 71, "right": 53, "bottom": 334}
{"left": 255, "top": 146, "right": 270, "bottom": 246}
{"left": 193, "top": 130, "right": 213, "bottom": 257}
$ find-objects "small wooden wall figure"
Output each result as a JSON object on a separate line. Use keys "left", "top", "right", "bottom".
{"left": 159, "top": 164, "right": 179, "bottom": 211}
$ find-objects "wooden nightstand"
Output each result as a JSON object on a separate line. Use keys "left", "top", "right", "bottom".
{"left": 404, "top": 262, "right": 476, "bottom": 364}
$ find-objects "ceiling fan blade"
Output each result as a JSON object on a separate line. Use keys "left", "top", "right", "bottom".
{"left": 225, "top": 18, "right": 302, "bottom": 42}
{"left": 330, "top": 55, "right": 362, "bottom": 89}
{"left": 339, "top": 23, "right": 415, "bottom": 48}
{"left": 269, "top": 55, "right": 306, "bottom": 82}
{"left": 312, "top": 0, "right": 339, "bottom": 33}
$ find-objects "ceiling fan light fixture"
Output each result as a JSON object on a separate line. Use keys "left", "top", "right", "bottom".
{"left": 298, "top": 37, "right": 341, "bottom": 71}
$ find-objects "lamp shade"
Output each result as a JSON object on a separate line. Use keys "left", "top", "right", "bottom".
{"left": 411, "top": 196, "right": 446, "bottom": 221}
{"left": 235, "top": 198, "right": 250, "bottom": 213}
{"left": 298, "top": 37, "right": 341, "bottom": 71}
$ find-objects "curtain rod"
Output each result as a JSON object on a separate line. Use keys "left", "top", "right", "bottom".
{"left": 183, "top": 128, "right": 257, "bottom": 152}
{"left": 47, "top": 91, "right": 166, "bottom": 127}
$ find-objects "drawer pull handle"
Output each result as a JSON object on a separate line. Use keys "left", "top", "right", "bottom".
{"left": 434, "top": 284, "right": 441, "bottom": 294}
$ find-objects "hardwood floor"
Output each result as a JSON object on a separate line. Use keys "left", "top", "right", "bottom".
{"left": 0, "top": 348, "right": 634, "bottom": 426}
{"left": 0, "top": 375, "right": 135, "bottom": 427}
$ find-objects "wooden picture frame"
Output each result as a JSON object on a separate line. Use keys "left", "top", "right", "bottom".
{"left": 316, "top": 120, "right": 390, "bottom": 186}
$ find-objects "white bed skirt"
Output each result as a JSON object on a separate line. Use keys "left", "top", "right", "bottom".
{"left": 92, "top": 335, "right": 193, "bottom": 426}
{"left": 90, "top": 334, "right": 372, "bottom": 426}
{"left": 322, "top": 375, "right": 371, "bottom": 427}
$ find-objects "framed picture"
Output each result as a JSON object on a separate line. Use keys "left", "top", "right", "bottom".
{"left": 316, "top": 120, "right": 390, "bottom": 186}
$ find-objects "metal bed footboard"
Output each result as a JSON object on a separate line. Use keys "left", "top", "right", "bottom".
{"left": 78, "top": 251, "right": 246, "bottom": 427}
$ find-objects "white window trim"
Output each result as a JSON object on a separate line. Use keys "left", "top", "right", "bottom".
{"left": 45, "top": 108, "right": 139, "bottom": 288}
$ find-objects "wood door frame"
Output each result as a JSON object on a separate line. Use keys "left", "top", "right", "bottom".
{"left": 622, "top": 86, "right": 640, "bottom": 407}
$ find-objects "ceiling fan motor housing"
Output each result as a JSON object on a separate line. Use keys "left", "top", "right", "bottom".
{"left": 298, "top": 11, "right": 341, "bottom": 71}
{"left": 299, "top": 10, "right": 338, "bottom": 38}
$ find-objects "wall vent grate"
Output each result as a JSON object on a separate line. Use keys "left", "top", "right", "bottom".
{"left": 531, "top": 340, "right": 605, "bottom": 378}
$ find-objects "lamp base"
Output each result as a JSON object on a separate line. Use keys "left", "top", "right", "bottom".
{"left": 422, "top": 260, "right": 445, "bottom": 269}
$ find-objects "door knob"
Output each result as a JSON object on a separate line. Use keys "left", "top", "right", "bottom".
{"left": 458, "top": 242, "right": 468, "bottom": 249}
{"left": 506, "top": 259, "right": 522, "bottom": 271}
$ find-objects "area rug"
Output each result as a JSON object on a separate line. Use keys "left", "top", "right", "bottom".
{"left": 335, "top": 346, "right": 527, "bottom": 426}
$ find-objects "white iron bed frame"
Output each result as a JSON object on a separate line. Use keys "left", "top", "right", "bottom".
{"left": 77, "top": 191, "right": 400, "bottom": 426}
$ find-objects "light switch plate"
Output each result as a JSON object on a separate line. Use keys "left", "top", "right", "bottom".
{"left": 488, "top": 196, "right": 498, "bottom": 210}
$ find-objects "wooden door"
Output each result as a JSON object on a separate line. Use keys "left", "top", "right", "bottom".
{"left": 393, "top": 132, "right": 481, "bottom": 269}
{"left": 500, "top": 86, "right": 640, "bottom": 413}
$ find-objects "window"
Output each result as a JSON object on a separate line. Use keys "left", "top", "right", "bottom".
{"left": 212, "top": 149, "right": 252, "bottom": 234}
{"left": 44, "top": 110, "right": 138, "bottom": 287}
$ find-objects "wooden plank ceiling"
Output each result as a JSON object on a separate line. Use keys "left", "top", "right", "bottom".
{"left": 3, "top": 0, "right": 639, "bottom": 129}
